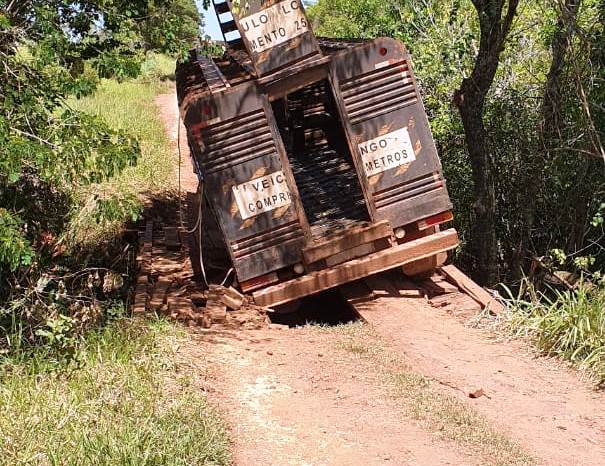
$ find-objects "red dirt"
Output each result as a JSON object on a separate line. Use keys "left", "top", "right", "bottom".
{"left": 155, "top": 92, "right": 199, "bottom": 194}
{"left": 352, "top": 278, "right": 605, "bottom": 466}
{"left": 190, "top": 326, "right": 482, "bottom": 466}
{"left": 156, "top": 92, "right": 605, "bottom": 466}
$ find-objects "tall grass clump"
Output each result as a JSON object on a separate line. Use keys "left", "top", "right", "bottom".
{"left": 504, "top": 282, "right": 605, "bottom": 386}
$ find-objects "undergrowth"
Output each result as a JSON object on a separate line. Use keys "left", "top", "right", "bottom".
{"left": 0, "top": 317, "right": 230, "bottom": 465}
{"left": 1, "top": 55, "right": 178, "bottom": 356}
{"left": 503, "top": 282, "right": 605, "bottom": 386}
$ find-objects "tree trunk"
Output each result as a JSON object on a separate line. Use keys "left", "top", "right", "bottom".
{"left": 454, "top": 0, "right": 519, "bottom": 286}
{"left": 542, "top": 0, "right": 581, "bottom": 140}
{"left": 457, "top": 96, "right": 499, "bottom": 284}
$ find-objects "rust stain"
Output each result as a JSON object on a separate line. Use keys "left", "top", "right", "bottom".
{"left": 368, "top": 174, "right": 382, "bottom": 186}
{"left": 395, "top": 163, "right": 412, "bottom": 176}
{"left": 286, "top": 36, "right": 303, "bottom": 51}
{"left": 408, "top": 116, "right": 415, "bottom": 129}
{"left": 240, "top": 218, "right": 256, "bottom": 230}
{"left": 377, "top": 122, "right": 395, "bottom": 136}
{"left": 251, "top": 166, "right": 269, "bottom": 178}
{"left": 229, "top": 201, "right": 239, "bottom": 217}
{"left": 414, "top": 139, "right": 422, "bottom": 156}
{"left": 272, "top": 205, "right": 290, "bottom": 219}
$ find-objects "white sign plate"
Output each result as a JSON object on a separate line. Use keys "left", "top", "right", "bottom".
{"left": 239, "top": 0, "right": 309, "bottom": 53}
{"left": 232, "top": 170, "right": 292, "bottom": 220}
{"left": 358, "top": 127, "right": 416, "bottom": 177}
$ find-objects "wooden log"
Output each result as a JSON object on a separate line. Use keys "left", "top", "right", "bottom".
{"left": 253, "top": 229, "right": 459, "bottom": 307}
{"left": 220, "top": 286, "right": 245, "bottom": 311}
{"left": 440, "top": 264, "right": 504, "bottom": 314}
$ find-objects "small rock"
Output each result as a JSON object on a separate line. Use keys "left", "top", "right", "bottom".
{"left": 469, "top": 388, "right": 487, "bottom": 399}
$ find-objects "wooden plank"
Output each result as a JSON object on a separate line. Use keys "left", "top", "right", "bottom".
{"left": 402, "top": 251, "right": 447, "bottom": 278}
{"left": 419, "top": 273, "right": 459, "bottom": 296}
{"left": 338, "top": 281, "right": 376, "bottom": 317}
{"left": 163, "top": 226, "right": 181, "bottom": 251}
{"left": 303, "top": 220, "right": 392, "bottom": 265}
{"left": 440, "top": 264, "right": 504, "bottom": 314}
{"left": 149, "top": 278, "right": 171, "bottom": 311}
{"left": 220, "top": 286, "right": 245, "bottom": 311}
{"left": 132, "top": 280, "right": 148, "bottom": 315}
{"left": 253, "top": 228, "right": 458, "bottom": 307}
{"left": 325, "top": 242, "right": 374, "bottom": 267}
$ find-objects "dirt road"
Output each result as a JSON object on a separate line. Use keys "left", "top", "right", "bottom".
{"left": 156, "top": 92, "right": 605, "bottom": 466}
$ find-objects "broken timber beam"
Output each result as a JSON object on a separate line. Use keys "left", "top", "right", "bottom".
{"left": 440, "top": 264, "right": 504, "bottom": 314}
{"left": 253, "top": 228, "right": 458, "bottom": 307}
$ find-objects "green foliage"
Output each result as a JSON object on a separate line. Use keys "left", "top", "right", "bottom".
{"left": 1, "top": 0, "right": 187, "bottom": 352}
{"left": 0, "top": 318, "right": 231, "bottom": 464}
{"left": 504, "top": 281, "right": 605, "bottom": 385}
{"left": 0, "top": 210, "right": 32, "bottom": 272}
{"left": 0, "top": 68, "right": 178, "bottom": 356}
{"left": 139, "top": 0, "right": 201, "bottom": 55}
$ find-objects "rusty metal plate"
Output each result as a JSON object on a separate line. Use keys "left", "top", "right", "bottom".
{"left": 228, "top": 0, "right": 321, "bottom": 76}
{"left": 181, "top": 81, "right": 307, "bottom": 282}
{"left": 330, "top": 38, "right": 453, "bottom": 228}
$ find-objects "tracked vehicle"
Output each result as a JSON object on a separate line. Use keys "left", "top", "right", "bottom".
{"left": 176, "top": 0, "right": 458, "bottom": 308}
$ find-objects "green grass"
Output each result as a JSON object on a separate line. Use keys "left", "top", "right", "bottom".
{"left": 73, "top": 78, "right": 175, "bottom": 193}
{"left": 68, "top": 56, "right": 177, "bottom": 246}
{"left": 503, "top": 282, "right": 605, "bottom": 386}
{"left": 326, "top": 322, "right": 536, "bottom": 466}
{"left": 0, "top": 318, "right": 230, "bottom": 465}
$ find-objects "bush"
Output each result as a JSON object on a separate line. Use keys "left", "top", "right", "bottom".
{"left": 1, "top": 53, "right": 177, "bottom": 357}
{"left": 504, "top": 281, "right": 605, "bottom": 385}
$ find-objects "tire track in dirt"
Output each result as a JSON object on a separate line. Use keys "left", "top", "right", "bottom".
{"left": 351, "top": 287, "right": 605, "bottom": 466}
{"left": 187, "top": 327, "right": 478, "bottom": 466}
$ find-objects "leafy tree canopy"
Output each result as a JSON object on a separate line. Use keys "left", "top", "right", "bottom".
{"left": 0, "top": 0, "right": 200, "bottom": 277}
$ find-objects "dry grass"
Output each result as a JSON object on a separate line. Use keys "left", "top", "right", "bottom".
{"left": 325, "top": 322, "right": 536, "bottom": 466}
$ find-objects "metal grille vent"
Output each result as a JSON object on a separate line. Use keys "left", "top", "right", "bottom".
{"left": 373, "top": 173, "right": 443, "bottom": 210}
{"left": 340, "top": 61, "right": 418, "bottom": 125}
{"left": 201, "top": 110, "right": 277, "bottom": 174}
{"left": 230, "top": 221, "right": 305, "bottom": 260}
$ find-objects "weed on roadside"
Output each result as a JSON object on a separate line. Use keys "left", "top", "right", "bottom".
{"left": 0, "top": 318, "right": 230, "bottom": 465}
{"left": 502, "top": 281, "right": 605, "bottom": 386}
